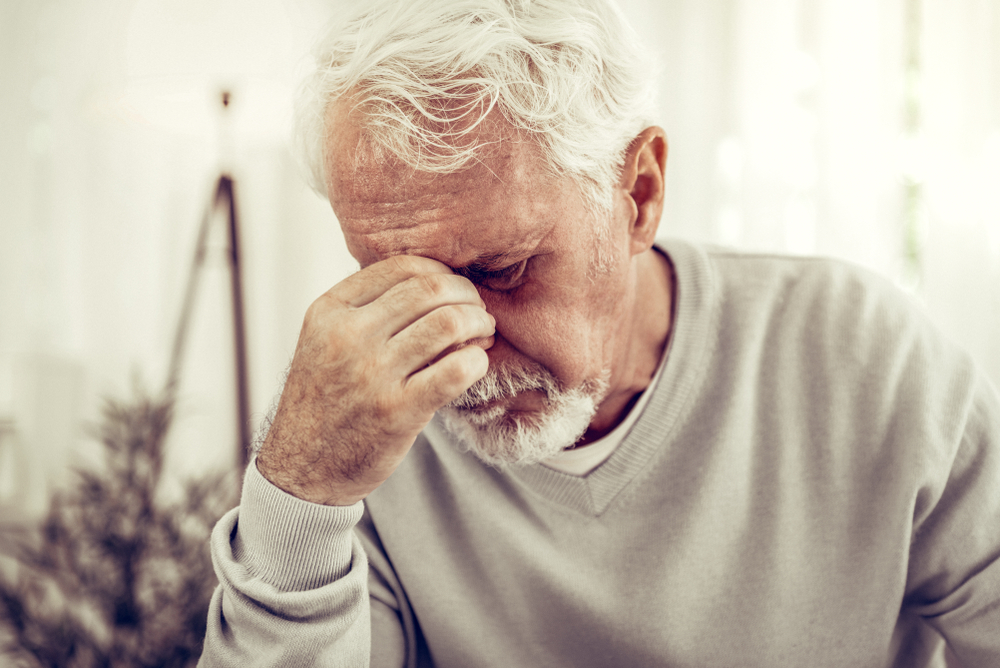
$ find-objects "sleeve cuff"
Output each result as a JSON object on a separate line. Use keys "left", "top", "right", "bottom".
{"left": 231, "top": 456, "right": 365, "bottom": 592}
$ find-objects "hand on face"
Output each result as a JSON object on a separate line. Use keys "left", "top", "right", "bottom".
{"left": 255, "top": 255, "right": 495, "bottom": 505}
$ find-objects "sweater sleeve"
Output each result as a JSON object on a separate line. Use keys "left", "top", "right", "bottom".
{"left": 904, "top": 369, "right": 1000, "bottom": 666}
{"left": 198, "top": 458, "right": 406, "bottom": 667}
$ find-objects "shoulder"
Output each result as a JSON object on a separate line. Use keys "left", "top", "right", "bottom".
{"left": 700, "top": 247, "right": 942, "bottom": 364}
{"left": 658, "top": 239, "right": 924, "bottom": 348}
{"left": 699, "top": 245, "right": 978, "bottom": 454}
{"left": 706, "top": 246, "right": 907, "bottom": 321}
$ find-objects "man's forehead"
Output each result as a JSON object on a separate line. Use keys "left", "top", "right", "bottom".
{"left": 334, "top": 166, "right": 530, "bottom": 260}
{"left": 326, "top": 102, "right": 561, "bottom": 268}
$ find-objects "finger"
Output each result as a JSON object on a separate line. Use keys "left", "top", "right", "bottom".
{"left": 336, "top": 255, "right": 456, "bottom": 307}
{"left": 403, "top": 345, "right": 490, "bottom": 413}
{"left": 365, "top": 273, "right": 486, "bottom": 338}
{"left": 386, "top": 304, "right": 495, "bottom": 373}
{"left": 429, "top": 335, "right": 495, "bottom": 367}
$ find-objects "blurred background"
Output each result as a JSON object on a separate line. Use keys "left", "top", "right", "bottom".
{"left": 1, "top": 0, "right": 998, "bottom": 518}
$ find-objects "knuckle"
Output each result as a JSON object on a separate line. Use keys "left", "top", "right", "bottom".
{"left": 444, "top": 347, "right": 473, "bottom": 376}
{"left": 302, "top": 296, "right": 328, "bottom": 331}
{"left": 306, "top": 290, "right": 344, "bottom": 319}
{"left": 414, "top": 273, "right": 446, "bottom": 300}
{"left": 433, "top": 308, "right": 461, "bottom": 337}
{"left": 438, "top": 353, "right": 481, "bottom": 393}
{"left": 304, "top": 294, "right": 325, "bottom": 320}
{"left": 384, "top": 254, "right": 413, "bottom": 274}
{"left": 303, "top": 295, "right": 349, "bottom": 340}
{"left": 440, "top": 359, "right": 468, "bottom": 386}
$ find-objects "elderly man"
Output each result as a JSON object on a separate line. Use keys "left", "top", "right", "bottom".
{"left": 200, "top": 0, "right": 1000, "bottom": 666}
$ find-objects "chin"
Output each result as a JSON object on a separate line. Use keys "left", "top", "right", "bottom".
{"left": 440, "top": 364, "right": 609, "bottom": 467}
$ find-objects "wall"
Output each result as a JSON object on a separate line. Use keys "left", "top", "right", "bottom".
{"left": 1, "top": 0, "right": 997, "bottom": 515}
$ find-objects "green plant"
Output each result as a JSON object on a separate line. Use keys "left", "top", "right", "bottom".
{"left": 0, "top": 388, "right": 238, "bottom": 667}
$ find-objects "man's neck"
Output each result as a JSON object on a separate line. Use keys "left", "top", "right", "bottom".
{"left": 576, "top": 246, "right": 674, "bottom": 446}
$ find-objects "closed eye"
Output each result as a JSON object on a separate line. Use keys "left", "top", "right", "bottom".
{"left": 459, "top": 259, "right": 528, "bottom": 292}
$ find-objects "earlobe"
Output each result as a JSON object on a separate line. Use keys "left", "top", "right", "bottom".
{"left": 621, "top": 127, "right": 668, "bottom": 256}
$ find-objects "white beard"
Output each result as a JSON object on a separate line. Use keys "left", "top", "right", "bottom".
{"left": 439, "top": 361, "right": 609, "bottom": 467}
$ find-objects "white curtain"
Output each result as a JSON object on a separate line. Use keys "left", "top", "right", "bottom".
{"left": 1, "top": 0, "right": 997, "bottom": 513}
{"left": 623, "top": 0, "right": 1000, "bottom": 380}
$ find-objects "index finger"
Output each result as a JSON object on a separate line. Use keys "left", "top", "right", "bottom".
{"left": 336, "top": 255, "right": 456, "bottom": 307}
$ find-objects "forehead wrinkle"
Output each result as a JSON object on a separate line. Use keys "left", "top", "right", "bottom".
{"left": 350, "top": 221, "right": 462, "bottom": 265}
{"left": 352, "top": 221, "right": 542, "bottom": 272}
{"left": 342, "top": 200, "right": 446, "bottom": 233}
{"left": 330, "top": 102, "right": 567, "bottom": 271}
{"left": 338, "top": 174, "right": 487, "bottom": 236}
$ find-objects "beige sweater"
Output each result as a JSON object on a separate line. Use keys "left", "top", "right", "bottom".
{"left": 201, "top": 239, "right": 1000, "bottom": 667}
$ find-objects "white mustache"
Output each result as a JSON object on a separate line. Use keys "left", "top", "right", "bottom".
{"left": 439, "top": 366, "right": 610, "bottom": 467}
{"left": 447, "top": 361, "right": 558, "bottom": 411}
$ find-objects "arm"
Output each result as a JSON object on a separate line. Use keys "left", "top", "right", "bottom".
{"left": 200, "top": 461, "right": 415, "bottom": 667}
{"left": 200, "top": 461, "right": 372, "bottom": 667}
{"left": 199, "top": 255, "right": 494, "bottom": 666}
{"left": 904, "top": 368, "right": 1000, "bottom": 666}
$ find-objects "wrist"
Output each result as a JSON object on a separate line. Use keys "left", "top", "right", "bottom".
{"left": 255, "top": 446, "right": 370, "bottom": 507}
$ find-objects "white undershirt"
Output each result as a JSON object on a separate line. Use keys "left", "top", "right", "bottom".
{"left": 542, "top": 351, "right": 669, "bottom": 477}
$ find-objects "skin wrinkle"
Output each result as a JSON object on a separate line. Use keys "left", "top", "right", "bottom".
{"left": 344, "top": 183, "right": 551, "bottom": 269}
{"left": 328, "top": 101, "right": 672, "bottom": 453}
{"left": 247, "top": 0, "right": 674, "bottom": 508}
{"left": 334, "top": 107, "right": 591, "bottom": 274}
{"left": 256, "top": 115, "right": 669, "bottom": 504}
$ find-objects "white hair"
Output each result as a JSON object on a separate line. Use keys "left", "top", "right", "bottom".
{"left": 294, "top": 0, "right": 659, "bottom": 215}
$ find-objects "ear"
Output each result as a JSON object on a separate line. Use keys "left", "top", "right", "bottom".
{"left": 618, "top": 127, "right": 668, "bottom": 256}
